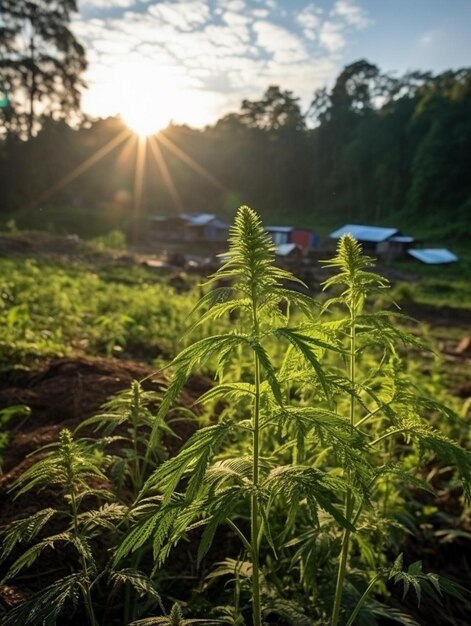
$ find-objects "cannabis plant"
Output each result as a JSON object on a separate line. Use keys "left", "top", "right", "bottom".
{"left": 79, "top": 379, "right": 176, "bottom": 498}
{"left": 0, "top": 429, "right": 115, "bottom": 625}
{"left": 116, "top": 206, "right": 355, "bottom": 626}
{"left": 319, "top": 234, "right": 471, "bottom": 625}
{"left": 0, "top": 425, "right": 166, "bottom": 626}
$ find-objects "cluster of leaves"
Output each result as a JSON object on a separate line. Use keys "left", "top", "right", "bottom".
{"left": 1, "top": 206, "right": 470, "bottom": 626}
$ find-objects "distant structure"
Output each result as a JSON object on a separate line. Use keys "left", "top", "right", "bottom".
{"left": 329, "top": 224, "right": 415, "bottom": 260}
{"left": 266, "top": 226, "right": 318, "bottom": 250}
{"left": 408, "top": 249, "right": 458, "bottom": 264}
{"left": 148, "top": 213, "right": 229, "bottom": 242}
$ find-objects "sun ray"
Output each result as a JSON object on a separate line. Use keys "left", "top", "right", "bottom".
{"left": 116, "top": 133, "right": 138, "bottom": 170}
{"left": 148, "top": 135, "right": 183, "bottom": 214}
{"left": 157, "top": 132, "right": 227, "bottom": 192}
{"left": 22, "top": 128, "right": 132, "bottom": 212}
{"left": 132, "top": 135, "right": 147, "bottom": 242}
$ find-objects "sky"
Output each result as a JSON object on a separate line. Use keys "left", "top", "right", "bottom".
{"left": 74, "top": 0, "right": 471, "bottom": 129}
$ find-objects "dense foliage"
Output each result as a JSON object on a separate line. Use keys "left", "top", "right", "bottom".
{"left": 0, "top": 0, "right": 86, "bottom": 138}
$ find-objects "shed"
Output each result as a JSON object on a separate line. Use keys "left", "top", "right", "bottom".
{"left": 148, "top": 213, "right": 229, "bottom": 242}
{"left": 266, "top": 226, "right": 293, "bottom": 246}
{"left": 267, "top": 226, "right": 317, "bottom": 250}
{"left": 408, "top": 249, "right": 458, "bottom": 264}
{"left": 182, "top": 213, "right": 229, "bottom": 241}
{"left": 329, "top": 224, "right": 415, "bottom": 259}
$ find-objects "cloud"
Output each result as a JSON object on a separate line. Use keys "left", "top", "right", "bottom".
{"left": 79, "top": 0, "right": 136, "bottom": 7}
{"left": 319, "top": 21, "right": 346, "bottom": 52}
{"left": 419, "top": 31, "right": 435, "bottom": 47}
{"left": 148, "top": 1, "right": 210, "bottom": 32}
{"left": 253, "top": 20, "right": 308, "bottom": 63}
{"left": 332, "top": 0, "right": 371, "bottom": 29}
{"left": 296, "top": 4, "right": 322, "bottom": 41}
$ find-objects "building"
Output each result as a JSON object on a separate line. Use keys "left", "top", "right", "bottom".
{"left": 329, "top": 224, "right": 415, "bottom": 259}
{"left": 266, "top": 226, "right": 318, "bottom": 250}
{"left": 148, "top": 213, "right": 229, "bottom": 242}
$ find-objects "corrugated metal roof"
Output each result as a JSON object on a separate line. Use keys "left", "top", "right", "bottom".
{"left": 266, "top": 226, "right": 293, "bottom": 233}
{"left": 408, "top": 249, "right": 458, "bottom": 264}
{"left": 275, "top": 243, "right": 300, "bottom": 256}
{"left": 329, "top": 224, "right": 398, "bottom": 242}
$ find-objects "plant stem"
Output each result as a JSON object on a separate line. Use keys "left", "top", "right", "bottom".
{"left": 70, "top": 486, "right": 97, "bottom": 626}
{"left": 251, "top": 284, "right": 262, "bottom": 626}
{"left": 131, "top": 382, "right": 142, "bottom": 496}
{"left": 331, "top": 300, "right": 356, "bottom": 626}
{"left": 251, "top": 347, "right": 262, "bottom": 626}
{"left": 370, "top": 428, "right": 403, "bottom": 447}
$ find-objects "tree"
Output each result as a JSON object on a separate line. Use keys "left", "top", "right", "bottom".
{"left": 0, "top": 0, "right": 87, "bottom": 138}
{"left": 239, "top": 85, "right": 306, "bottom": 132}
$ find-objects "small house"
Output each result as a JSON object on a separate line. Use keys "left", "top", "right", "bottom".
{"left": 182, "top": 213, "right": 229, "bottom": 242}
{"left": 148, "top": 213, "right": 229, "bottom": 242}
{"left": 329, "top": 224, "right": 415, "bottom": 260}
{"left": 266, "top": 226, "right": 318, "bottom": 250}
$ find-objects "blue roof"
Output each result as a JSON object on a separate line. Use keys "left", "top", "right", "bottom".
{"left": 330, "top": 224, "right": 398, "bottom": 242}
{"left": 408, "top": 249, "right": 458, "bottom": 264}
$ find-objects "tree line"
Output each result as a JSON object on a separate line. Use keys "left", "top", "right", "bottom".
{"left": 0, "top": 2, "right": 470, "bottom": 240}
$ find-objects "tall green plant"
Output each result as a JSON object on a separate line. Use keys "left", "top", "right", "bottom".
{"left": 320, "top": 235, "right": 471, "bottom": 625}
{"left": 116, "top": 207, "right": 353, "bottom": 625}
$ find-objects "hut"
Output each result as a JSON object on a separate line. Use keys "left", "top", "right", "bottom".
{"left": 329, "top": 224, "right": 415, "bottom": 260}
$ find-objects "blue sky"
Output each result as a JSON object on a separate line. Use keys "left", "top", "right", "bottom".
{"left": 74, "top": 0, "right": 471, "bottom": 127}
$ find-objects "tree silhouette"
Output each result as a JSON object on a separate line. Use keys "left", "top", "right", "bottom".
{"left": 0, "top": 0, "right": 87, "bottom": 138}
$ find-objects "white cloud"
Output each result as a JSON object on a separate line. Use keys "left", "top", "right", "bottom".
{"left": 253, "top": 21, "right": 308, "bottom": 63}
{"left": 332, "top": 0, "right": 370, "bottom": 29}
{"left": 296, "top": 4, "right": 322, "bottom": 41}
{"left": 419, "top": 31, "right": 435, "bottom": 47}
{"left": 79, "top": 0, "right": 136, "bottom": 8}
{"left": 319, "top": 21, "right": 346, "bottom": 52}
{"left": 148, "top": 1, "right": 210, "bottom": 32}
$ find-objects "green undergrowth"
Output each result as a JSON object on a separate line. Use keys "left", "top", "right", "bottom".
{"left": 391, "top": 276, "right": 471, "bottom": 310}
{"left": 0, "top": 256, "right": 202, "bottom": 366}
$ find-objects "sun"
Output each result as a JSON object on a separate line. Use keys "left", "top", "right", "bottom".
{"left": 120, "top": 99, "right": 172, "bottom": 137}
{"left": 112, "top": 61, "right": 182, "bottom": 137}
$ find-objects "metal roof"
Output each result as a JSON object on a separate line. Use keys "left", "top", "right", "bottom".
{"left": 275, "top": 243, "right": 300, "bottom": 256}
{"left": 329, "top": 224, "right": 398, "bottom": 242}
{"left": 408, "top": 248, "right": 458, "bottom": 264}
